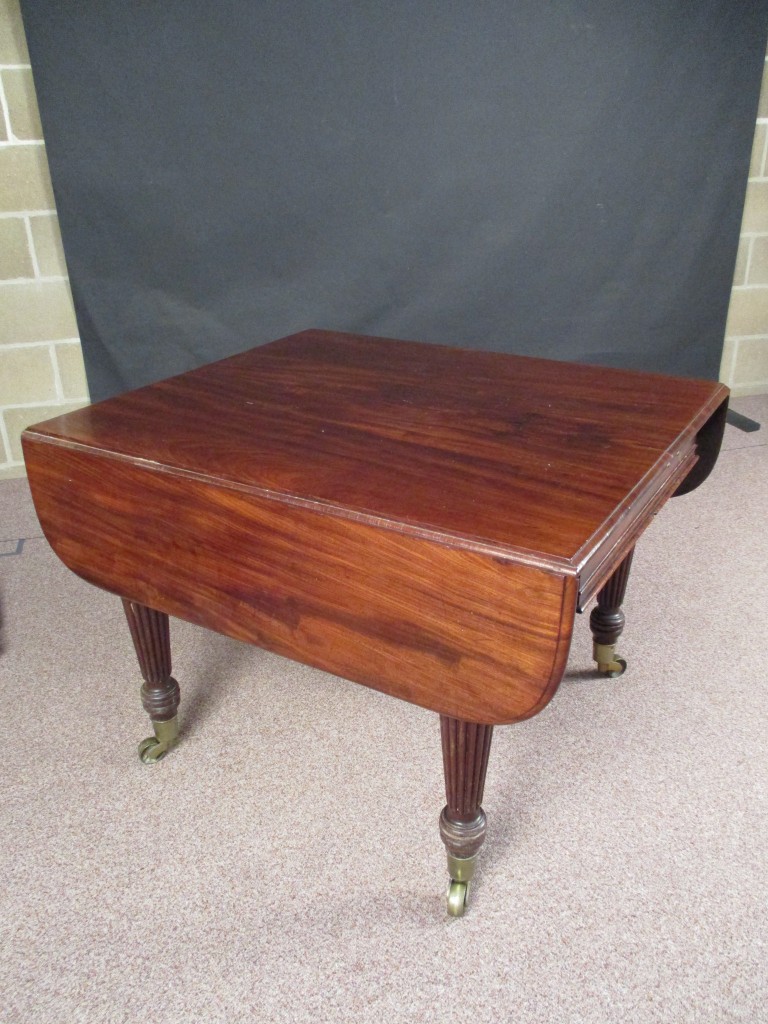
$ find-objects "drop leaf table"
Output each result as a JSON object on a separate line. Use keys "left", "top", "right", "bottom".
{"left": 22, "top": 330, "right": 728, "bottom": 916}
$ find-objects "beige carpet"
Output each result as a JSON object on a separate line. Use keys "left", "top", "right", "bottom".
{"left": 1, "top": 396, "right": 767, "bottom": 1024}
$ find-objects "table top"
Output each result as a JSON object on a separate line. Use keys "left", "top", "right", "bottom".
{"left": 22, "top": 330, "right": 730, "bottom": 722}
{"left": 26, "top": 329, "right": 727, "bottom": 570}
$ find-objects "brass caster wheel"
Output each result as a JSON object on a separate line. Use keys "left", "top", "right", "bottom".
{"left": 137, "top": 716, "right": 178, "bottom": 764}
{"left": 447, "top": 880, "right": 470, "bottom": 917}
{"left": 138, "top": 736, "right": 169, "bottom": 764}
{"left": 593, "top": 643, "right": 627, "bottom": 678}
{"left": 599, "top": 656, "right": 627, "bottom": 678}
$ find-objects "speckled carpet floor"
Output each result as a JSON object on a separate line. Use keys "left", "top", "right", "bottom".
{"left": 1, "top": 396, "right": 766, "bottom": 1024}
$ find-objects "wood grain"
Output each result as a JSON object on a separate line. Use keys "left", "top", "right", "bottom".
{"left": 23, "top": 439, "right": 577, "bottom": 725}
{"left": 441, "top": 717, "right": 494, "bottom": 821}
{"left": 589, "top": 548, "right": 635, "bottom": 647}
{"left": 439, "top": 716, "right": 493, "bottom": 860}
{"left": 21, "top": 330, "right": 728, "bottom": 724}
{"left": 24, "top": 330, "right": 728, "bottom": 567}
{"left": 122, "top": 600, "right": 180, "bottom": 721}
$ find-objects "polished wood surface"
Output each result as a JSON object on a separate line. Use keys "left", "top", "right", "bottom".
{"left": 22, "top": 439, "right": 576, "bottom": 723}
{"left": 22, "top": 330, "right": 728, "bottom": 724}
{"left": 439, "top": 717, "right": 493, "bottom": 861}
{"left": 589, "top": 548, "right": 635, "bottom": 648}
{"left": 122, "top": 601, "right": 179, "bottom": 722}
{"left": 441, "top": 717, "right": 493, "bottom": 824}
{"left": 23, "top": 330, "right": 727, "bottom": 565}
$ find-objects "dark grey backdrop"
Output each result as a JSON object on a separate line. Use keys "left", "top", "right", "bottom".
{"left": 21, "top": 2, "right": 768, "bottom": 400}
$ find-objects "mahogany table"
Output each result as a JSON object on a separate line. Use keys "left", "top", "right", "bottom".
{"left": 22, "top": 330, "right": 728, "bottom": 916}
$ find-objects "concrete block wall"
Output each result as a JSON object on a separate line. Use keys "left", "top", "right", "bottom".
{"left": 721, "top": 55, "right": 768, "bottom": 396}
{"left": 0, "top": 0, "right": 89, "bottom": 481}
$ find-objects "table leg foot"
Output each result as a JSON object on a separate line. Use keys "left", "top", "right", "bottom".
{"left": 439, "top": 716, "right": 493, "bottom": 918}
{"left": 447, "top": 878, "right": 470, "bottom": 916}
{"left": 138, "top": 715, "right": 179, "bottom": 763}
{"left": 123, "top": 599, "right": 181, "bottom": 763}
{"left": 441, "top": 814, "right": 485, "bottom": 917}
{"left": 590, "top": 548, "right": 634, "bottom": 677}
{"left": 592, "top": 643, "right": 627, "bottom": 677}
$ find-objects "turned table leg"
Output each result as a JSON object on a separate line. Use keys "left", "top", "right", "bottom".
{"left": 122, "top": 600, "right": 181, "bottom": 763}
{"left": 439, "top": 715, "right": 494, "bottom": 917}
{"left": 590, "top": 547, "right": 634, "bottom": 677}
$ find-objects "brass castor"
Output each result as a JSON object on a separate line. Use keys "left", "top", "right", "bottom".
{"left": 593, "top": 642, "right": 628, "bottom": 678}
{"left": 138, "top": 716, "right": 179, "bottom": 764}
{"left": 445, "top": 853, "right": 476, "bottom": 918}
{"left": 447, "top": 880, "right": 469, "bottom": 917}
{"left": 602, "top": 656, "right": 627, "bottom": 678}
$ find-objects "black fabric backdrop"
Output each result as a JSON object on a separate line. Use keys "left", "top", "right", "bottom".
{"left": 20, "top": 2, "right": 768, "bottom": 400}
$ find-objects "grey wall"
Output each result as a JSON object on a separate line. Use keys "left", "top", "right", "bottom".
{"left": 21, "top": 1, "right": 768, "bottom": 400}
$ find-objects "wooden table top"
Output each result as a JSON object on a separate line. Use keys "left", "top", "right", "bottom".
{"left": 26, "top": 329, "right": 728, "bottom": 570}
{"left": 22, "top": 330, "right": 729, "bottom": 723}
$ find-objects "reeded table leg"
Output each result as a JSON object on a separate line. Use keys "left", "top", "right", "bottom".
{"left": 590, "top": 548, "right": 634, "bottom": 677}
{"left": 122, "top": 600, "right": 181, "bottom": 763}
{"left": 439, "top": 716, "right": 494, "bottom": 917}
